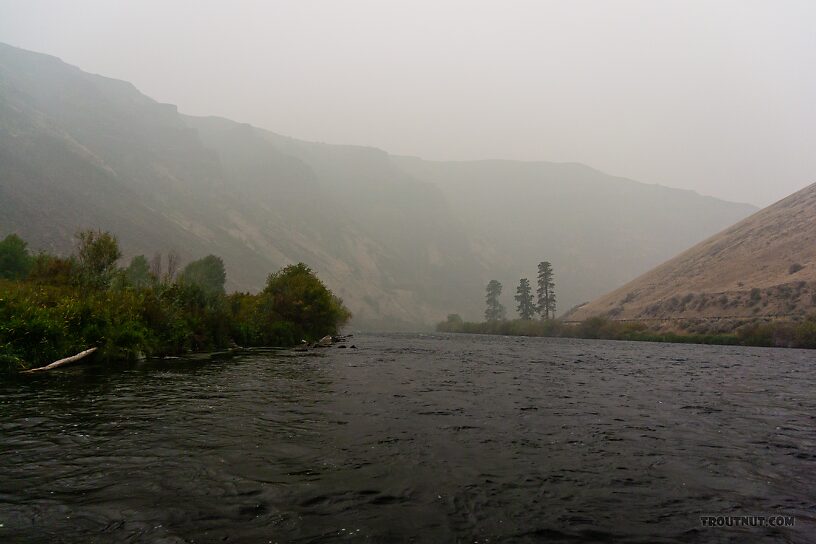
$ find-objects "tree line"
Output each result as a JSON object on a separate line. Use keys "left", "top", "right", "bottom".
{"left": 0, "top": 230, "right": 351, "bottom": 371}
{"left": 485, "top": 261, "right": 557, "bottom": 322}
{"left": 438, "top": 257, "right": 816, "bottom": 350}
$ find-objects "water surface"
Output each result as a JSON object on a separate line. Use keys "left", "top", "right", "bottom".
{"left": 1, "top": 334, "right": 814, "bottom": 543}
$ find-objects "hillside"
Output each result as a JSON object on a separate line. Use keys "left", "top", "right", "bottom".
{"left": 566, "top": 182, "right": 816, "bottom": 322}
{"left": 0, "top": 42, "right": 757, "bottom": 328}
{"left": 0, "top": 42, "right": 481, "bottom": 329}
{"left": 393, "top": 157, "right": 756, "bottom": 315}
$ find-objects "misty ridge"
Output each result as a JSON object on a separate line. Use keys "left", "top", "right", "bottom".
{"left": 0, "top": 42, "right": 757, "bottom": 329}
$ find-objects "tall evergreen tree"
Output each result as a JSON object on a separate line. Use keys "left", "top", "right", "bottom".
{"left": 537, "top": 261, "right": 557, "bottom": 319}
{"left": 484, "top": 280, "right": 505, "bottom": 322}
{"left": 515, "top": 278, "right": 536, "bottom": 319}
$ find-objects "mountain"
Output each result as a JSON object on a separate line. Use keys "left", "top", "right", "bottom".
{"left": 566, "top": 183, "right": 816, "bottom": 322}
{"left": 0, "top": 42, "right": 757, "bottom": 328}
{"left": 393, "top": 157, "right": 757, "bottom": 317}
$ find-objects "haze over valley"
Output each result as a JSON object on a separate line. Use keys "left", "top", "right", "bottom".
{"left": 3, "top": 3, "right": 816, "bottom": 542}
{"left": 0, "top": 43, "right": 758, "bottom": 328}
{"left": 3, "top": 1, "right": 812, "bottom": 207}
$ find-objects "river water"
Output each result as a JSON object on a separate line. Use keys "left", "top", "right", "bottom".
{"left": 1, "top": 334, "right": 814, "bottom": 543}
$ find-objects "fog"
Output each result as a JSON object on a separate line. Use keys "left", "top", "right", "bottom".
{"left": 1, "top": 0, "right": 814, "bottom": 206}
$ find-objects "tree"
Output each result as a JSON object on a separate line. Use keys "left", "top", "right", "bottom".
{"left": 28, "top": 254, "right": 76, "bottom": 285}
{"left": 438, "top": 313, "right": 464, "bottom": 332}
{"left": 150, "top": 252, "right": 163, "bottom": 279}
{"left": 515, "top": 278, "right": 536, "bottom": 319}
{"left": 485, "top": 280, "right": 505, "bottom": 322}
{"left": 262, "top": 263, "right": 351, "bottom": 340}
{"left": 125, "top": 255, "right": 153, "bottom": 289}
{"left": 75, "top": 229, "right": 122, "bottom": 288}
{"left": 180, "top": 255, "right": 227, "bottom": 296}
{"left": 166, "top": 250, "right": 180, "bottom": 282}
{"left": 0, "top": 234, "right": 33, "bottom": 280}
{"left": 537, "top": 261, "right": 557, "bottom": 319}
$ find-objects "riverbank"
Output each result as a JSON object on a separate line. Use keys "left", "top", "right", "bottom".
{"left": 436, "top": 314, "right": 816, "bottom": 349}
{"left": 0, "top": 274, "right": 349, "bottom": 372}
{"left": 0, "top": 231, "right": 350, "bottom": 372}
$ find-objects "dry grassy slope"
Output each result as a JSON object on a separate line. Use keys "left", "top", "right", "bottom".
{"left": 566, "top": 182, "right": 816, "bottom": 322}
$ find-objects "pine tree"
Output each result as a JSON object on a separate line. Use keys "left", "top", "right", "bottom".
{"left": 537, "top": 261, "right": 557, "bottom": 319}
{"left": 515, "top": 278, "right": 536, "bottom": 319}
{"left": 485, "top": 280, "right": 506, "bottom": 322}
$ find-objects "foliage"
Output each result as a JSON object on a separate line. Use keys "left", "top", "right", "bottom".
{"left": 537, "top": 261, "right": 556, "bottom": 319}
{"left": 435, "top": 314, "right": 816, "bottom": 349}
{"left": 125, "top": 255, "right": 153, "bottom": 289}
{"left": 180, "top": 255, "right": 227, "bottom": 296}
{"left": 437, "top": 314, "right": 464, "bottom": 333}
{"left": 514, "top": 278, "right": 536, "bottom": 320}
{"left": 484, "top": 280, "right": 505, "bottom": 322}
{"left": 0, "top": 233, "right": 351, "bottom": 371}
{"left": 262, "top": 263, "right": 351, "bottom": 341}
{"left": 0, "top": 234, "right": 33, "bottom": 280}
{"left": 75, "top": 229, "right": 122, "bottom": 288}
{"left": 28, "top": 254, "right": 77, "bottom": 285}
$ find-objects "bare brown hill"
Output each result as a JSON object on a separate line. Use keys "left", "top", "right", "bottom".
{"left": 566, "top": 182, "right": 816, "bottom": 323}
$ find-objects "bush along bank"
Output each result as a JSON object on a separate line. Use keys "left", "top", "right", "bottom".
{"left": 436, "top": 314, "right": 816, "bottom": 349}
{"left": 0, "top": 231, "right": 351, "bottom": 371}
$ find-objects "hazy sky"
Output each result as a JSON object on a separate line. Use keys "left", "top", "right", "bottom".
{"left": 1, "top": 0, "right": 813, "bottom": 206}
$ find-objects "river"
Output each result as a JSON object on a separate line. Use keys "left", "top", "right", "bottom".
{"left": 1, "top": 333, "right": 814, "bottom": 543}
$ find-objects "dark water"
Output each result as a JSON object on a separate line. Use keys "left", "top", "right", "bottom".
{"left": 1, "top": 334, "right": 815, "bottom": 543}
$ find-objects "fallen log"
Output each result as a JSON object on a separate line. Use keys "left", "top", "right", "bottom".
{"left": 22, "top": 347, "right": 98, "bottom": 373}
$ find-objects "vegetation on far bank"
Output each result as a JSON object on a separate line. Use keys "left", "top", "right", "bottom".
{"left": 437, "top": 314, "right": 816, "bottom": 349}
{"left": 0, "top": 231, "right": 351, "bottom": 371}
{"left": 440, "top": 263, "right": 816, "bottom": 349}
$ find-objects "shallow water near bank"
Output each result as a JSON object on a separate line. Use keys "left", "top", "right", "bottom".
{"left": 1, "top": 333, "right": 814, "bottom": 543}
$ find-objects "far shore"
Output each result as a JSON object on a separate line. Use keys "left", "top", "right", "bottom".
{"left": 436, "top": 315, "right": 816, "bottom": 350}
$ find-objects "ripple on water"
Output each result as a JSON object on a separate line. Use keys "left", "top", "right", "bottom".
{"left": 0, "top": 334, "right": 814, "bottom": 542}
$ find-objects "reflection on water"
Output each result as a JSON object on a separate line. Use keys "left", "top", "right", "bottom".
{"left": 1, "top": 334, "right": 814, "bottom": 542}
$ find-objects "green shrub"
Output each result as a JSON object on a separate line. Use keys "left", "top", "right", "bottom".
{"left": 0, "top": 234, "right": 33, "bottom": 280}
{"left": 1, "top": 234, "right": 351, "bottom": 371}
{"left": 262, "top": 263, "right": 351, "bottom": 341}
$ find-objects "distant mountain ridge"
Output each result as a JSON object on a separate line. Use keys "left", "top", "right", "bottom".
{"left": 566, "top": 182, "right": 816, "bottom": 322}
{"left": 0, "top": 42, "right": 757, "bottom": 328}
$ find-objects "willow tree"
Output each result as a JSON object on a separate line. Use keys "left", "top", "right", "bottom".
{"left": 75, "top": 229, "right": 122, "bottom": 288}
{"left": 537, "top": 261, "right": 556, "bottom": 320}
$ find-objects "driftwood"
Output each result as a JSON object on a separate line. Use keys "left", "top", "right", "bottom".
{"left": 22, "top": 347, "right": 98, "bottom": 373}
